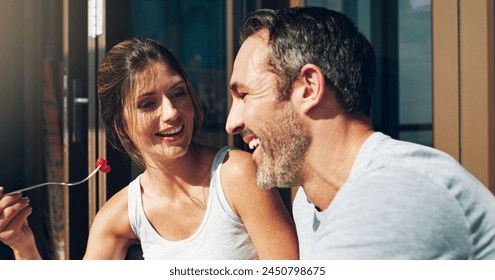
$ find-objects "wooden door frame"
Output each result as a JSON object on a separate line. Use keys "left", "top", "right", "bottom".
{"left": 433, "top": 0, "right": 495, "bottom": 193}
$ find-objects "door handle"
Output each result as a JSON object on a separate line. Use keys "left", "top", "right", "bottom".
{"left": 72, "top": 79, "right": 87, "bottom": 143}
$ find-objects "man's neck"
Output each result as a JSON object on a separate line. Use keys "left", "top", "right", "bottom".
{"left": 302, "top": 117, "right": 373, "bottom": 211}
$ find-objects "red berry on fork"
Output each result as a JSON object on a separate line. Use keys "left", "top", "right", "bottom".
{"left": 96, "top": 157, "right": 111, "bottom": 173}
{"left": 96, "top": 157, "right": 107, "bottom": 167}
{"left": 99, "top": 165, "right": 111, "bottom": 173}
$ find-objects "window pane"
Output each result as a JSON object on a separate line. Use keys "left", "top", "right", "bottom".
{"left": 398, "top": 0, "right": 432, "bottom": 146}
{"left": 130, "top": 0, "right": 228, "bottom": 147}
{"left": 306, "top": 0, "right": 433, "bottom": 146}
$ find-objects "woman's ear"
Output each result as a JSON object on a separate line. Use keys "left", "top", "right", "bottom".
{"left": 117, "top": 125, "right": 128, "bottom": 138}
{"left": 293, "top": 64, "right": 326, "bottom": 114}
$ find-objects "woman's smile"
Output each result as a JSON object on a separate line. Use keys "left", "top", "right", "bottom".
{"left": 154, "top": 124, "right": 185, "bottom": 142}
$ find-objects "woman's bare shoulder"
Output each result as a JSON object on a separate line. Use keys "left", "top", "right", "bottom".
{"left": 221, "top": 148, "right": 256, "bottom": 178}
{"left": 218, "top": 149, "right": 262, "bottom": 212}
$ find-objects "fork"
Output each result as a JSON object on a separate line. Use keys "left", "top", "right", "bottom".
{"left": 3, "top": 166, "right": 101, "bottom": 195}
{"left": 3, "top": 158, "right": 110, "bottom": 196}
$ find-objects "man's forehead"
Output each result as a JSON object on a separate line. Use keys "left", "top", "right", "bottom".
{"left": 230, "top": 31, "right": 270, "bottom": 90}
{"left": 242, "top": 30, "right": 270, "bottom": 66}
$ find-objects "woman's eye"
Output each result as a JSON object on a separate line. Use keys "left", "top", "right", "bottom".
{"left": 170, "top": 91, "right": 186, "bottom": 99}
{"left": 138, "top": 101, "right": 155, "bottom": 110}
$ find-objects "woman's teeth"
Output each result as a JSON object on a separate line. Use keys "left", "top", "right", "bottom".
{"left": 249, "top": 138, "right": 261, "bottom": 150}
{"left": 156, "top": 125, "right": 183, "bottom": 136}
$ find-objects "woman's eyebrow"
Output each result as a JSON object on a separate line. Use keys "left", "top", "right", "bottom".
{"left": 167, "top": 80, "right": 186, "bottom": 91}
{"left": 136, "top": 80, "right": 186, "bottom": 99}
{"left": 136, "top": 91, "right": 155, "bottom": 99}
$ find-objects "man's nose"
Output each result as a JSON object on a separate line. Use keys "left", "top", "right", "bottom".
{"left": 225, "top": 100, "right": 244, "bottom": 135}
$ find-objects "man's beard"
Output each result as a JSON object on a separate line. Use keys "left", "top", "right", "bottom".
{"left": 254, "top": 103, "right": 311, "bottom": 189}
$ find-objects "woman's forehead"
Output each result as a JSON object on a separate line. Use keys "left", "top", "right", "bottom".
{"left": 132, "top": 62, "right": 183, "bottom": 95}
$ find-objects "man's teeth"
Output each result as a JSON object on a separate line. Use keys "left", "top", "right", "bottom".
{"left": 249, "top": 138, "right": 261, "bottom": 149}
{"left": 157, "top": 125, "right": 183, "bottom": 136}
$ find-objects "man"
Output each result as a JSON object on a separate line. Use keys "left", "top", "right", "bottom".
{"left": 226, "top": 6, "right": 495, "bottom": 259}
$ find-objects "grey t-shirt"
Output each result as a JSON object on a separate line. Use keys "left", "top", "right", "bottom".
{"left": 293, "top": 132, "right": 495, "bottom": 259}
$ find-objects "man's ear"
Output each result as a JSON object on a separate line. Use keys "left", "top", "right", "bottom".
{"left": 294, "top": 64, "right": 326, "bottom": 114}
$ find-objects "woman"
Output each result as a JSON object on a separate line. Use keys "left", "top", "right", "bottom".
{"left": 0, "top": 37, "right": 298, "bottom": 259}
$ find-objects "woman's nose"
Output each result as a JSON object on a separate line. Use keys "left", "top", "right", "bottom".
{"left": 160, "top": 98, "right": 179, "bottom": 122}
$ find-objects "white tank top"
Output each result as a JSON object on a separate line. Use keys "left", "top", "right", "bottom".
{"left": 128, "top": 146, "right": 259, "bottom": 259}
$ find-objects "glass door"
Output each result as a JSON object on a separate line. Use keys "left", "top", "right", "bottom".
{"left": 0, "top": 0, "right": 107, "bottom": 260}
{"left": 306, "top": 0, "right": 433, "bottom": 146}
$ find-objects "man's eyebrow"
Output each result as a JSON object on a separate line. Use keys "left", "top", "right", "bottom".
{"left": 229, "top": 82, "right": 248, "bottom": 93}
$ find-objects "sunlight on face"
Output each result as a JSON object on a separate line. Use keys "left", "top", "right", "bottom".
{"left": 228, "top": 30, "right": 311, "bottom": 189}
{"left": 254, "top": 102, "right": 311, "bottom": 189}
{"left": 122, "top": 62, "right": 195, "bottom": 167}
